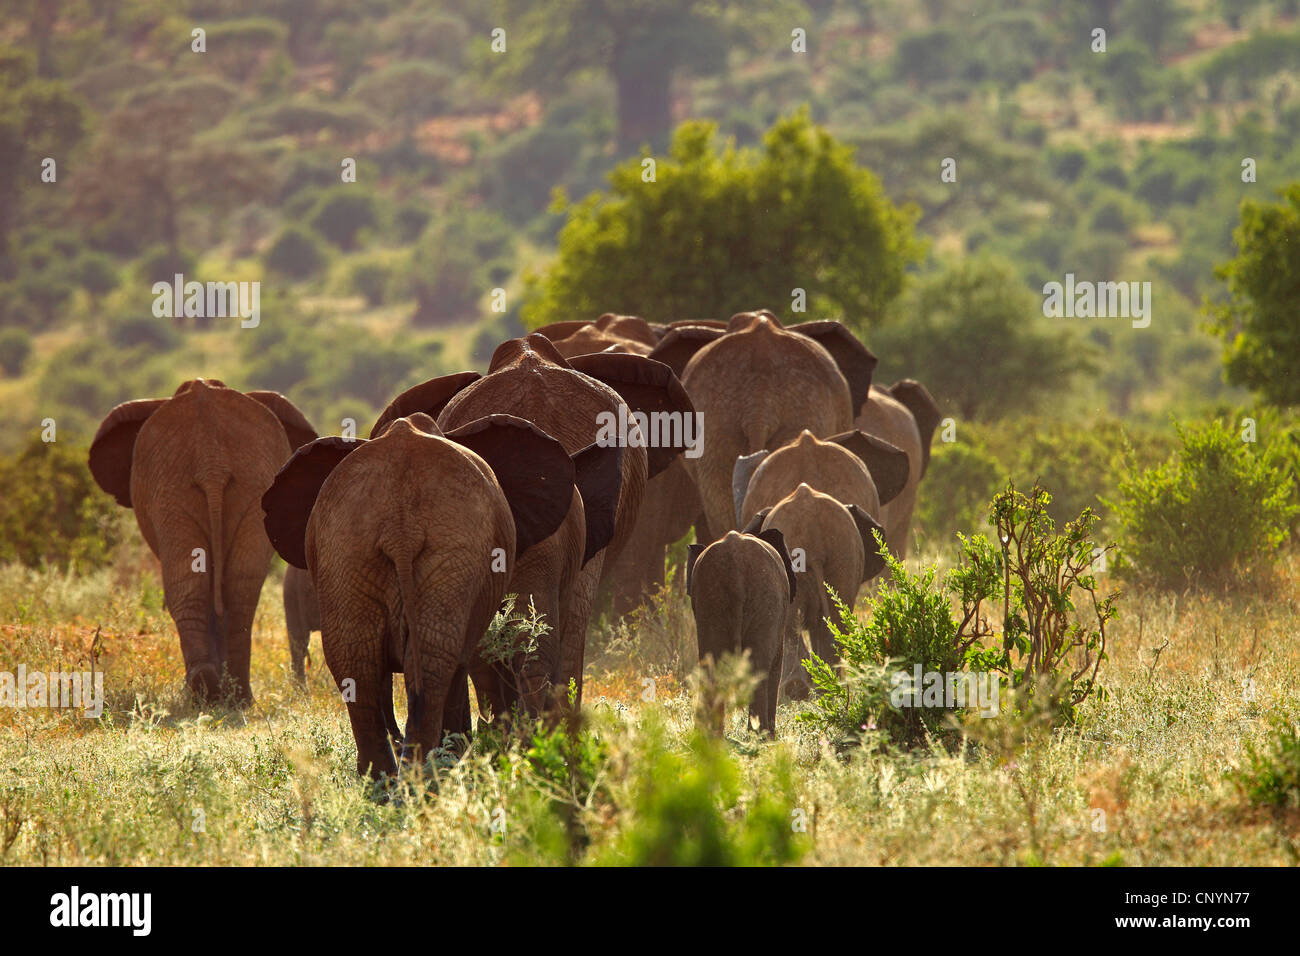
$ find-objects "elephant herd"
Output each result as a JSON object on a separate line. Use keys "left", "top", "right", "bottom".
{"left": 87, "top": 310, "right": 938, "bottom": 778}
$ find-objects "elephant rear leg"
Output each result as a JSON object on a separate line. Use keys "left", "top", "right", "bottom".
{"left": 749, "top": 638, "right": 783, "bottom": 736}
{"left": 344, "top": 671, "right": 398, "bottom": 781}
{"left": 284, "top": 573, "right": 311, "bottom": 683}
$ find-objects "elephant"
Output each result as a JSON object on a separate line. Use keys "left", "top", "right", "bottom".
{"left": 537, "top": 313, "right": 658, "bottom": 358}
{"left": 855, "top": 380, "right": 941, "bottom": 559}
{"left": 261, "top": 412, "right": 583, "bottom": 778}
{"left": 88, "top": 378, "right": 317, "bottom": 703}
{"left": 648, "top": 310, "right": 879, "bottom": 543}
{"left": 599, "top": 454, "right": 702, "bottom": 616}
{"left": 732, "top": 428, "right": 911, "bottom": 530}
{"left": 283, "top": 565, "right": 320, "bottom": 683}
{"left": 685, "top": 529, "right": 796, "bottom": 735}
{"left": 743, "top": 484, "right": 886, "bottom": 700}
{"left": 367, "top": 334, "right": 694, "bottom": 717}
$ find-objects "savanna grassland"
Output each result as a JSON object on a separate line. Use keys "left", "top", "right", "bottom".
{"left": 1, "top": 532, "right": 1295, "bottom": 867}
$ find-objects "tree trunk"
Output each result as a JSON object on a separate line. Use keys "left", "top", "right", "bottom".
{"left": 612, "top": 50, "right": 673, "bottom": 155}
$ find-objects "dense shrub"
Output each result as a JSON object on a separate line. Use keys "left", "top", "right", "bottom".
{"left": 1233, "top": 717, "right": 1300, "bottom": 809}
{"left": 1111, "top": 420, "right": 1297, "bottom": 588}
{"left": 0, "top": 437, "right": 122, "bottom": 570}
{"left": 265, "top": 226, "right": 327, "bottom": 279}
{"left": 914, "top": 439, "right": 1004, "bottom": 546}
{"left": 804, "top": 485, "right": 1114, "bottom": 747}
{"left": 307, "top": 188, "right": 380, "bottom": 251}
{"left": 0, "top": 327, "right": 32, "bottom": 377}
{"left": 594, "top": 724, "right": 804, "bottom": 866}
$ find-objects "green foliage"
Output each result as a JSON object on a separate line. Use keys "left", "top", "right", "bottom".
{"left": 1211, "top": 183, "right": 1300, "bottom": 407}
{"left": 596, "top": 722, "right": 805, "bottom": 867}
{"left": 1233, "top": 717, "right": 1300, "bottom": 809}
{"left": 264, "top": 226, "right": 328, "bottom": 279}
{"left": 307, "top": 188, "right": 380, "bottom": 251}
{"left": 407, "top": 210, "right": 513, "bottom": 326}
{"left": 1111, "top": 419, "right": 1297, "bottom": 589}
{"left": 804, "top": 484, "right": 1115, "bottom": 746}
{"left": 874, "top": 256, "right": 1090, "bottom": 421}
{"left": 0, "top": 328, "right": 32, "bottom": 377}
{"left": 989, "top": 484, "right": 1113, "bottom": 722}
{"left": 523, "top": 111, "right": 923, "bottom": 330}
{"left": 799, "top": 539, "right": 996, "bottom": 749}
{"left": 914, "top": 439, "right": 1004, "bottom": 545}
{"left": 345, "top": 256, "right": 395, "bottom": 307}
{"left": 0, "top": 438, "right": 121, "bottom": 570}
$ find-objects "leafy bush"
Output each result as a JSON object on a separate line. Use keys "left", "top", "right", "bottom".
{"left": 0, "top": 328, "right": 32, "bottom": 377}
{"left": 1111, "top": 420, "right": 1297, "bottom": 588}
{"left": 107, "top": 312, "right": 181, "bottom": 351}
{"left": 0, "top": 438, "right": 122, "bottom": 570}
{"left": 1233, "top": 717, "right": 1300, "bottom": 809}
{"left": 346, "top": 256, "right": 395, "bottom": 307}
{"left": 804, "top": 484, "right": 1114, "bottom": 747}
{"left": 595, "top": 723, "right": 804, "bottom": 867}
{"left": 264, "top": 226, "right": 327, "bottom": 280}
{"left": 800, "top": 540, "right": 998, "bottom": 749}
{"left": 307, "top": 188, "right": 380, "bottom": 251}
{"left": 915, "top": 439, "right": 1004, "bottom": 545}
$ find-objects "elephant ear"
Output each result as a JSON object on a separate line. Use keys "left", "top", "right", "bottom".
{"left": 445, "top": 414, "right": 576, "bottom": 560}
{"left": 742, "top": 507, "right": 772, "bottom": 536}
{"left": 754, "top": 528, "right": 797, "bottom": 602}
{"left": 566, "top": 353, "right": 696, "bottom": 478}
{"left": 571, "top": 440, "right": 624, "bottom": 566}
{"left": 685, "top": 542, "right": 706, "bottom": 599}
{"left": 732, "top": 449, "right": 770, "bottom": 524}
{"left": 532, "top": 319, "right": 593, "bottom": 342}
{"left": 262, "top": 437, "right": 363, "bottom": 569}
{"left": 828, "top": 430, "right": 910, "bottom": 507}
{"left": 889, "top": 379, "right": 942, "bottom": 478}
{"left": 245, "top": 390, "right": 317, "bottom": 451}
{"left": 647, "top": 325, "right": 726, "bottom": 378}
{"left": 369, "top": 371, "right": 481, "bottom": 439}
{"left": 846, "top": 503, "right": 888, "bottom": 582}
{"left": 88, "top": 398, "right": 168, "bottom": 507}
{"left": 790, "top": 320, "right": 877, "bottom": 416}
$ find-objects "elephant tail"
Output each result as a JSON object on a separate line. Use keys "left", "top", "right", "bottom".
{"left": 202, "top": 480, "right": 226, "bottom": 619}
{"left": 389, "top": 548, "right": 424, "bottom": 698}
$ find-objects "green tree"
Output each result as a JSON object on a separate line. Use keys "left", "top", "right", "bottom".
{"left": 873, "top": 256, "right": 1090, "bottom": 421}
{"left": 524, "top": 112, "right": 923, "bottom": 329}
{"left": 1211, "top": 183, "right": 1300, "bottom": 407}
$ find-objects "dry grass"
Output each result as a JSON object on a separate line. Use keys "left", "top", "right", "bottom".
{"left": 0, "top": 546, "right": 1296, "bottom": 866}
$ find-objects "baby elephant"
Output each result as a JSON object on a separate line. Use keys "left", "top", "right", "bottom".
{"left": 686, "top": 529, "right": 797, "bottom": 735}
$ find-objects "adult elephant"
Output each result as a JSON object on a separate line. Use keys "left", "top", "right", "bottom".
{"left": 733, "top": 428, "right": 910, "bottom": 530}
{"left": 89, "top": 379, "right": 316, "bottom": 703}
{"left": 537, "top": 313, "right": 658, "bottom": 358}
{"left": 369, "top": 334, "right": 694, "bottom": 715}
{"left": 262, "top": 412, "right": 579, "bottom": 778}
{"left": 855, "top": 381, "right": 941, "bottom": 559}
{"left": 649, "top": 311, "right": 879, "bottom": 543}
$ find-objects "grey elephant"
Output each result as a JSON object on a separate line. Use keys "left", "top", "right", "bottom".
{"left": 686, "top": 529, "right": 796, "bottom": 735}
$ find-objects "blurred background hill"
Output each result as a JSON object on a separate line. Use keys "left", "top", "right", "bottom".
{"left": 1, "top": 0, "right": 1298, "bottom": 449}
